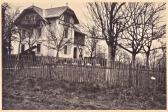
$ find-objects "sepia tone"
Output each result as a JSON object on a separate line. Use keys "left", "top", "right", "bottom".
{"left": 2, "top": 0, "right": 166, "bottom": 110}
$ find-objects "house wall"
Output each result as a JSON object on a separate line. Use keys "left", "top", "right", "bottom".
{"left": 43, "top": 15, "right": 74, "bottom": 58}
{"left": 11, "top": 12, "right": 85, "bottom": 59}
{"left": 43, "top": 14, "right": 85, "bottom": 59}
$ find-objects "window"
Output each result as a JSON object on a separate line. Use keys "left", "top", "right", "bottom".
{"left": 64, "top": 46, "right": 67, "bottom": 54}
{"left": 64, "top": 27, "right": 68, "bottom": 38}
{"left": 25, "top": 15, "right": 31, "bottom": 23}
{"left": 22, "top": 29, "right": 26, "bottom": 37}
{"left": 64, "top": 13, "right": 70, "bottom": 23}
{"left": 37, "top": 44, "right": 41, "bottom": 53}
{"left": 79, "top": 48, "right": 83, "bottom": 58}
{"left": 21, "top": 44, "right": 25, "bottom": 53}
{"left": 33, "top": 14, "right": 36, "bottom": 22}
{"left": 73, "top": 47, "right": 77, "bottom": 59}
{"left": 38, "top": 28, "right": 41, "bottom": 37}
{"left": 24, "top": 14, "right": 36, "bottom": 23}
{"left": 24, "top": 15, "right": 29, "bottom": 20}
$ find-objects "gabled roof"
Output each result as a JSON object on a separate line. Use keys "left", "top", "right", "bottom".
{"left": 15, "top": 5, "right": 79, "bottom": 25}
{"left": 15, "top": 5, "right": 48, "bottom": 25}
{"left": 44, "top": 6, "right": 79, "bottom": 24}
{"left": 44, "top": 6, "right": 68, "bottom": 18}
{"left": 74, "top": 25, "right": 86, "bottom": 35}
{"left": 27, "top": 5, "right": 43, "bottom": 17}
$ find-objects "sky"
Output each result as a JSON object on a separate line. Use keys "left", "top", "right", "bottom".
{"left": 3, "top": 0, "right": 166, "bottom": 24}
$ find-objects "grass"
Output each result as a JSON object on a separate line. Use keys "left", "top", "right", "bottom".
{"left": 2, "top": 72, "right": 166, "bottom": 110}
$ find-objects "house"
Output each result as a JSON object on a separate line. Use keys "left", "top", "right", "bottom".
{"left": 13, "top": 5, "right": 85, "bottom": 59}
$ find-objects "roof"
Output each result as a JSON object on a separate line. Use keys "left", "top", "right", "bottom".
{"left": 44, "top": 6, "right": 68, "bottom": 18}
{"left": 27, "top": 5, "right": 43, "bottom": 17}
{"left": 74, "top": 25, "right": 86, "bottom": 35}
{"left": 44, "top": 6, "right": 79, "bottom": 24}
{"left": 15, "top": 5, "right": 79, "bottom": 24}
{"left": 15, "top": 5, "right": 48, "bottom": 25}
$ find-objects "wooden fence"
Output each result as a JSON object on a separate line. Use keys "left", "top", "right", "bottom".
{"left": 3, "top": 55, "right": 166, "bottom": 89}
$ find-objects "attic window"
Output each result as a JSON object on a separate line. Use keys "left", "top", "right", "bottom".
{"left": 64, "top": 13, "right": 70, "bottom": 23}
{"left": 24, "top": 14, "right": 36, "bottom": 23}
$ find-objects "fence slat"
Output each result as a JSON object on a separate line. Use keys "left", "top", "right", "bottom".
{"left": 3, "top": 55, "right": 166, "bottom": 90}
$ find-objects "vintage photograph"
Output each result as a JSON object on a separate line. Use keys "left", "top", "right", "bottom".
{"left": 2, "top": 0, "right": 166, "bottom": 110}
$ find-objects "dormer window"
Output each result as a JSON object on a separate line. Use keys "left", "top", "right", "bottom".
{"left": 24, "top": 14, "right": 36, "bottom": 24}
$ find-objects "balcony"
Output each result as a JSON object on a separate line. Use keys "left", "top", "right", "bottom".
{"left": 74, "top": 31, "right": 85, "bottom": 46}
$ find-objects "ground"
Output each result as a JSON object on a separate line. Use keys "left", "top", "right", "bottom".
{"left": 2, "top": 73, "right": 166, "bottom": 110}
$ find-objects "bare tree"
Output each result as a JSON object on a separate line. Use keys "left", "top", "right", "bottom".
{"left": 156, "top": 38, "right": 166, "bottom": 68}
{"left": 116, "top": 50, "right": 131, "bottom": 64}
{"left": 45, "top": 24, "right": 72, "bottom": 58}
{"left": 87, "top": 2, "right": 127, "bottom": 62}
{"left": 2, "top": 2, "right": 9, "bottom": 56}
{"left": 143, "top": 24, "right": 166, "bottom": 67}
{"left": 118, "top": 3, "right": 165, "bottom": 65}
{"left": 2, "top": 2, "right": 20, "bottom": 55}
{"left": 142, "top": 3, "right": 166, "bottom": 67}
{"left": 24, "top": 28, "right": 39, "bottom": 49}
{"left": 85, "top": 26, "right": 99, "bottom": 58}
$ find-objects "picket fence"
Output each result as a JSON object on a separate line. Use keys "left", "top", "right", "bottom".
{"left": 2, "top": 55, "right": 166, "bottom": 89}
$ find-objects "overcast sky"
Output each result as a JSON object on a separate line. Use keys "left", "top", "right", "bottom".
{"left": 3, "top": 0, "right": 165, "bottom": 23}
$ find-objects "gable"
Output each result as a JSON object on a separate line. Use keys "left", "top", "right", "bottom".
{"left": 15, "top": 5, "right": 79, "bottom": 27}
{"left": 44, "top": 6, "right": 67, "bottom": 18}
{"left": 44, "top": 6, "right": 79, "bottom": 24}
{"left": 62, "top": 9, "right": 79, "bottom": 24}
{"left": 15, "top": 7, "right": 47, "bottom": 27}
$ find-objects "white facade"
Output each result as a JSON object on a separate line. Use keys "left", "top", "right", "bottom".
{"left": 12, "top": 5, "right": 85, "bottom": 59}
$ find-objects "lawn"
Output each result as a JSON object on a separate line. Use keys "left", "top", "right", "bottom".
{"left": 2, "top": 73, "right": 166, "bottom": 110}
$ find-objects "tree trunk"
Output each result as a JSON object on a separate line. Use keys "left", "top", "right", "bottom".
{"left": 111, "top": 50, "right": 116, "bottom": 62}
{"left": 94, "top": 44, "right": 97, "bottom": 57}
{"left": 8, "top": 33, "right": 12, "bottom": 55}
{"left": 15, "top": 32, "right": 22, "bottom": 71}
{"left": 90, "top": 52, "right": 93, "bottom": 58}
{"left": 131, "top": 54, "right": 136, "bottom": 66}
{"left": 146, "top": 52, "right": 150, "bottom": 68}
{"left": 107, "top": 46, "right": 112, "bottom": 62}
{"left": 29, "top": 40, "right": 31, "bottom": 48}
{"left": 56, "top": 50, "right": 59, "bottom": 58}
{"left": 2, "top": 7, "right": 6, "bottom": 56}
{"left": 106, "top": 46, "right": 112, "bottom": 82}
{"left": 107, "top": 45, "right": 116, "bottom": 62}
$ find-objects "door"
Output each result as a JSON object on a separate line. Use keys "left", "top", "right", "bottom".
{"left": 73, "top": 47, "right": 77, "bottom": 59}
